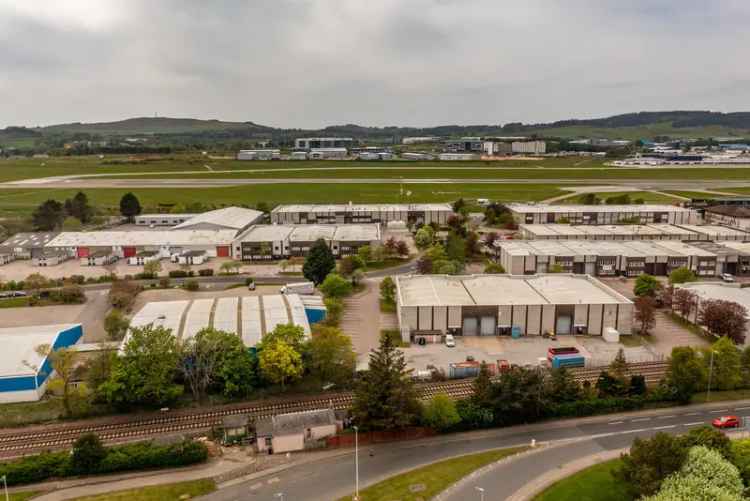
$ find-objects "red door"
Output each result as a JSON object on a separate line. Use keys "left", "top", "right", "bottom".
{"left": 123, "top": 247, "right": 137, "bottom": 258}
{"left": 216, "top": 246, "right": 230, "bottom": 257}
{"left": 77, "top": 247, "right": 90, "bottom": 258}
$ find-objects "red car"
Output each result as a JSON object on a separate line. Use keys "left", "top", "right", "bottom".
{"left": 712, "top": 415, "right": 741, "bottom": 429}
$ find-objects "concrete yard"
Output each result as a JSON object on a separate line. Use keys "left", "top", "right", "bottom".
{"left": 401, "top": 335, "right": 659, "bottom": 372}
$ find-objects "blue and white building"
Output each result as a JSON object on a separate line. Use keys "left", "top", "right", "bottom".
{"left": 0, "top": 324, "right": 83, "bottom": 403}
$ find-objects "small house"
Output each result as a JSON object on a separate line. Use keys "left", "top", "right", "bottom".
{"left": 221, "top": 414, "right": 249, "bottom": 445}
{"left": 255, "top": 409, "right": 338, "bottom": 454}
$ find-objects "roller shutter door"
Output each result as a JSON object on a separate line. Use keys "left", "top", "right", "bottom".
{"left": 216, "top": 246, "right": 230, "bottom": 257}
{"left": 462, "top": 318, "right": 478, "bottom": 336}
{"left": 480, "top": 316, "right": 496, "bottom": 336}
{"left": 123, "top": 246, "right": 137, "bottom": 258}
{"left": 77, "top": 247, "right": 89, "bottom": 258}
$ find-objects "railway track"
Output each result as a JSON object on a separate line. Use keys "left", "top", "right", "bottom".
{"left": 0, "top": 362, "right": 667, "bottom": 458}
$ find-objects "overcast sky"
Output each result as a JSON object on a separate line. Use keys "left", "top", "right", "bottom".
{"left": 2, "top": 0, "right": 749, "bottom": 129}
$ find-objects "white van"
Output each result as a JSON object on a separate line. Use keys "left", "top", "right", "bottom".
{"left": 445, "top": 334, "right": 456, "bottom": 347}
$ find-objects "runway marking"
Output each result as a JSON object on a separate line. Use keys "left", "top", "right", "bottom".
{"left": 710, "top": 409, "right": 729, "bottom": 413}
{"left": 657, "top": 415, "right": 676, "bottom": 419}
{"left": 608, "top": 421, "right": 624, "bottom": 425}
{"left": 652, "top": 425, "right": 677, "bottom": 430}
{"left": 632, "top": 417, "right": 651, "bottom": 422}
{"left": 684, "top": 422, "right": 705, "bottom": 426}
{"left": 204, "top": 164, "right": 214, "bottom": 171}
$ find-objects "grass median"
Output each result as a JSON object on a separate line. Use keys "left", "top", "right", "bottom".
{"left": 532, "top": 458, "right": 632, "bottom": 501}
{"left": 70, "top": 479, "right": 216, "bottom": 501}
{"left": 338, "top": 446, "right": 528, "bottom": 501}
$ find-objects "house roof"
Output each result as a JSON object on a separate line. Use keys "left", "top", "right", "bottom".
{"left": 255, "top": 409, "right": 336, "bottom": 437}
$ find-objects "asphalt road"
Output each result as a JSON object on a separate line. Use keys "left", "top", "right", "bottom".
{"left": 199, "top": 400, "right": 750, "bottom": 501}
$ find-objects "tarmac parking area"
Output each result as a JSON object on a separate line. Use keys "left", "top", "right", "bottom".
{"left": 401, "top": 334, "right": 659, "bottom": 372}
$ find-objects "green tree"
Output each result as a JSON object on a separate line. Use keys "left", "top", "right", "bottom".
{"left": 67, "top": 191, "right": 94, "bottom": 224}
{"left": 258, "top": 340, "right": 303, "bottom": 389}
{"left": 545, "top": 367, "right": 581, "bottom": 402}
{"left": 357, "top": 245, "right": 372, "bottom": 264}
{"left": 668, "top": 266, "right": 697, "bottom": 285}
{"left": 104, "top": 309, "right": 130, "bottom": 341}
{"left": 70, "top": 433, "right": 106, "bottom": 474}
{"left": 414, "top": 227, "right": 434, "bottom": 249}
{"left": 99, "top": 325, "right": 183, "bottom": 408}
{"left": 489, "top": 367, "right": 548, "bottom": 425}
{"left": 34, "top": 345, "right": 85, "bottom": 418}
{"left": 119, "top": 192, "right": 142, "bottom": 222}
{"left": 32, "top": 199, "right": 65, "bottom": 231}
{"left": 472, "top": 361, "right": 494, "bottom": 408}
{"left": 323, "top": 297, "right": 343, "bottom": 326}
{"left": 634, "top": 295, "right": 657, "bottom": 335}
{"left": 379, "top": 277, "right": 396, "bottom": 305}
{"left": 666, "top": 346, "right": 706, "bottom": 403}
{"left": 634, "top": 274, "right": 661, "bottom": 297}
{"left": 319, "top": 273, "right": 353, "bottom": 298}
{"left": 484, "top": 261, "right": 505, "bottom": 274}
{"left": 708, "top": 336, "right": 743, "bottom": 391}
{"left": 303, "top": 239, "right": 336, "bottom": 285}
{"left": 24, "top": 272, "right": 48, "bottom": 296}
{"left": 699, "top": 300, "right": 748, "bottom": 344}
{"left": 682, "top": 425, "right": 732, "bottom": 461}
{"left": 422, "top": 394, "right": 461, "bottom": 431}
{"left": 259, "top": 323, "right": 306, "bottom": 352}
{"left": 616, "top": 432, "right": 688, "bottom": 497}
{"left": 351, "top": 333, "right": 420, "bottom": 430}
{"left": 445, "top": 232, "right": 466, "bottom": 263}
{"left": 308, "top": 326, "right": 356, "bottom": 385}
{"left": 143, "top": 259, "right": 162, "bottom": 277}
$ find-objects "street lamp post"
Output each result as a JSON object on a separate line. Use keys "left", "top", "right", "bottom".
{"left": 707, "top": 350, "right": 718, "bottom": 402}
{"left": 274, "top": 492, "right": 284, "bottom": 501}
{"left": 353, "top": 425, "right": 360, "bottom": 501}
{"left": 2, "top": 475, "right": 8, "bottom": 501}
{"left": 475, "top": 486, "right": 485, "bottom": 501}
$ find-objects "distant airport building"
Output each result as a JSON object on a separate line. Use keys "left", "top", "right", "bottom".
{"left": 294, "top": 138, "right": 354, "bottom": 150}
{"left": 236, "top": 149, "right": 281, "bottom": 161}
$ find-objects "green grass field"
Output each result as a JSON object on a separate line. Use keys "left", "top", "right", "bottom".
{"left": 559, "top": 191, "right": 684, "bottom": 204}
{"left": 533, "top": 458, "right": 632, "bottom": 501}
{"left": 0, "top": 183, "right": 568, "bottom": 217}
{"left": 338, "top": 447, "right": 528, "bottom": 501}
{"left": 71, "top": 479, "right": 216, "bottom": 501}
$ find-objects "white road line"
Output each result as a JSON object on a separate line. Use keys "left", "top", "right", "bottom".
{"left": 632, "top": 417, "right": 651, "bottom": 422}
{"left": 684, "top": 412, "right": 701, "bottom": 416}
{"left": 684, "top": 422, "right": 705, "bottom": 426}
{"left": 710, "top": 409, "right": 729, "bottom": 413}
{"left": 736, "top": 406, "right": 750, "bottom": 411}
{"left": 608, "top": 421, "right": 624, "bottom": 425}
{"left": 652, "top": 425, "right": 677, "bottom": 430}
{"left": 657, "top": 415, "right": 676, "bottom": 419}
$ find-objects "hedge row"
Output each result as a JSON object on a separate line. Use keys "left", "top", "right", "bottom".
{"left": 0, "top": 439, "right": 208, "bottom": 486}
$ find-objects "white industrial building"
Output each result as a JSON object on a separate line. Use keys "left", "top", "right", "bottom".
{"left": 0, "top": 324, "right": 83, "bottom": 403}
{"left": 294, "top": 138, "right": 354, "bottom": 150}
{"left": 704, "top": 206, "right": 750, "bottom": 231}
{"left": 395, "top": 274, "right": 632, "bottom": 343}
{"left": 0, "top": 232, "right": 58, "bottom": 259}
{"left": 135, "top": 214, "right": 197, "bottom": 227}
{"left": 496, "top": 240, "right": 725, "bottom": 278}
{"left": 438, "top": 153, "right": 478, "bottom": 161}
{"left": 308, "top": 148, "right": 348, "bottom": 160}
{"left": 518, "top": 224, "right": 700, "bottom": 241}
{"left": 270, "top": 203, "right": 453, "bottom": 226}
{"left": 675, "top": 282, "right": 750, "bottom": 341}
{"left": 171, "top": 206, "right": 264, "bottom": 232}
{"left": 236, "top": 149, "right": 281, "bottom": 161}
{"left": 507, "top": 203, "right": 700, "bottom": 225}
{"left": 674, "top": 224, "right": 750, "bottom": 242}
{"left": 123, "top": 295, "right": 316, "bottom": 348}
{"left": 234, "top": 224, "right": 381, "bottom": 260}
{"left": 511, "top": 140, "right": 547, "bottom": 155}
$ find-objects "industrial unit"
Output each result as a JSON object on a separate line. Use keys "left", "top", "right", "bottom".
{"left": 270, "top": 203, "right": 453, "bottom": 226}
{"left": 124, "top": 294, "right": 321, "bottom": 349}
{"left": 170, "top": 207, "right": 264, "bottom": 232}
{"left": 675, "top": 224, "right": 750, "bottom": 242}
{"left": 518, "top": 224, "right": 699, "bottom": 241}
{"left": 134, "top": 214, "right": 197, "bottom": 227}
{"left": 0, "top": 324, "right": 82, "bottom": 403}
{"left": 395, "top": 274, "right": 632, "bottom": 343}
{"left": 294, "top": 137, "right": 353, "bottom": 150}
{"left": 507, "top": 203, "right": 699, "bottom": 225}
{"left": 236, "top": 149, "right": 281, "bottom": 161}
{"left": 675, "top": 283, "right": 750, "bottom": 340}
{"left": 0, "top": 232, "right": 59, "bottom": 259}
{"left": 233, "top": 224, "right": 381, "bottom": 260}
{"left": 704, "top": 206, "right": 750, "bottom": 231}
{"left": 496, "top": 240, "right": 728, "bottom": 277}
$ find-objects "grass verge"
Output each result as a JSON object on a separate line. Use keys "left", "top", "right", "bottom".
{"left": 71, "top": 479, "right": 216, "bottom": 501}
{"left": 338, "top": 446, "right": 528, "bottom": 501}
{"left": 691, "top": 389, "right": 750, "bottom": 404}
{"left": 532, "top": 458, "right": 632, "bottom": 501}
{"left": 5, "top": 492, "right": 39, "bottom": 501}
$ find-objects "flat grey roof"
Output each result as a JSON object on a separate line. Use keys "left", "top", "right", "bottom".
{"left": 508, "top": 203, "right": 693, "bottom": 214}
{"left": 396, "top": 274, "right": 630, "bottom": 307}
{"left": 172, "top": 207, "right": 263, "bottom": 230}
{"left": 46, "top": 230, "right": 237, "bottom": 247}
{"left": 235, "top": 225, "right": 296, "bottom": 242}
{"left": 520, "top": 224, "right": 698, "bottom": 238}
{"left": 677, "top": 224, "right": 750, "bottom": 238}
{"left": 271, "top": 203, "right": 452, "bottom": 213}
{"left": 1, "top": 232, "right": 59, "bottom": 248}
{"left": 678, "top": 283, "right": 750, "bottom": 311}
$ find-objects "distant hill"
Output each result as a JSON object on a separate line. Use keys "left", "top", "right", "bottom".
{"left": 39, "top": 117, "right": 272, "bottom": 136}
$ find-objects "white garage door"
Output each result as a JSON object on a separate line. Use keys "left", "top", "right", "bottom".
{"left": 462, "top": 318, "right": 478, "bottom": 336}
{"left": 480, "top": 316, "right": 496, "bottom": 336}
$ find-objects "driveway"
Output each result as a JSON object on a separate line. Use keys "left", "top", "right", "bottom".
{"left": 340, "top": 280, "right": 382, "bottom": 368}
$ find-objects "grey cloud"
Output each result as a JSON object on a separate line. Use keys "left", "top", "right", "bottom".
{"left": 1, "top": 0, "right": 750, "bottom": 128}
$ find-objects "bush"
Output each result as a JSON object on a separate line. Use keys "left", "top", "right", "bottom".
{"left": 0, "top": 439, "right": 208, "bottom": 486}
{"left": 134, "top": 272, "right": 156, "bottom": 280}
{"left": 319, "top": 273, "right": 352, "bottom": 298}
{"left": 158, "top": 277, "right": 170, "bottom": 288}
{"left": 169, "top": 270, "right": 189, "bottom": 278}
{"left": 323, "top": 297, "right": 343, "bottom": 326}
{"left": 184, "top": 279, "right": 199, "bottom": 291}
{"left": 198, "top": 268, "right": 214, "bottom": 277}
{"left": 55, "top": 284, "right": 86, "bottom": 304}
{"left": 422, "top": 394, "right": 461, "bottom": 431}
{"left": 69, "top": 275, "right": 86, "bottom": 285}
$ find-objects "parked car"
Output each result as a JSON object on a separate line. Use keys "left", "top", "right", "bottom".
{"left": 712, "top": 415, "right": 741, "bottom": 429}
{"left": 721, "top": 273, "right": 736, "bottom": 283}
{"left": 0, "top": 291, "right": 26, "bottom": 298}
{"left": 247, "top": 280, "right": 256, "bottom": 291}
{"left": 444, "top": 334, "right": 456, "bottom": 348}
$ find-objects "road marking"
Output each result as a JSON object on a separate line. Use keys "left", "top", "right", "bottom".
{"left": 632, "top": 417, "right": 651, "bottom": 422}
{"left": 736, "top": 406, "right": 750, "bottom": 411}
{"left": 652, "top": 425, "right": 677, "bottom": 430}
{"left": 684, "top": 412, "right": 701, "bottom": 416}
{"left": 684, "top": 422, "right": 705, "bottom": 426}
{"left": 710, "top": 409, "right": 729, "bottom": 413}
{"left": 657, "top": 415, "right": 676, "bottom": 419}
{"left": 608, "top": 421, "right": 624, "bottom": 425}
